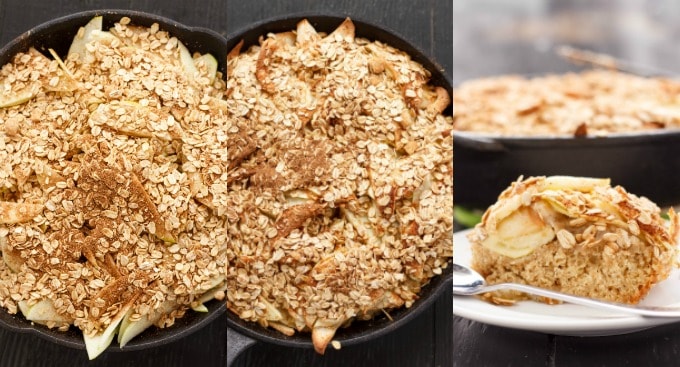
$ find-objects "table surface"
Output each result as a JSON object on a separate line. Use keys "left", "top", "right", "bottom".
{"left": 454, "top": 1, "right": 680, "bottom": 366}
{"left": 226, "top": 0, "right": 452, "bottom": 366}
{"left": 0, "top": 0, "right": 453, "bottom": 367}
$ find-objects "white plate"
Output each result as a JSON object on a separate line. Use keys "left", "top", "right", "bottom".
{"left": 453, "top": 229, "right": 680, "bottom": 336}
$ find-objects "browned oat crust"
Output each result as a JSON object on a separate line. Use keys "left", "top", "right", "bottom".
{"left": 226, "top": 18, "right": 453, "bottom": 354}
{"left": 453, "top": 70, "right": 680, "bottom": 137}
{"left": 0, "top": 17, "right": 226, "bottom": 339}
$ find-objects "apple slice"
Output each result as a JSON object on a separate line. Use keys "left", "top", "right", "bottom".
{"left": 18, "top": 299, "right": 72, "bottom": 324}
{"left": 17, "top": 300, "right": 31, "bottom": 317}
{"left": 0, "top": 87, "right": 37, "bottom": 109}
{"left": 0, "top": 201, "right": 43, "bottom": 224}
{"left": 1, "top": 235, "right": 23, "bottom": 272}
{"left": 311, "top": 317, "right": 345, "bottom": 354}
{"left": 481, "top": 206, "right": 556, "bottom": 258}
{"left": 178, "top": 41, "right": 198, "bottom": 79}
{"left": 84, "top": 300, "right": 135, "bottom": 360}
{"left": 193, "top": 53, "right": 218, "bottom": 82}
{"left": 117, "top": 300, "right": 176, "bottom": 347}
{"left": 88, "top": 101, "right": 179, "bottom": 141}
{"left": 68, "top": 16, "right": 118, "bottom": 60}
{"left": 68, "top": 16, "right": 103, "bottom": 59}
{"left": 191, "top": 280, "right": 226, "bottom": 312}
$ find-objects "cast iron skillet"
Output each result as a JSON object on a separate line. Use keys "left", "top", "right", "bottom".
{"left": 454, "top": 125, "right": 680, "bottom": 210}
{"left": 0, "top": 9, "right": 226, "bottom": 352}
{"left": 225, "top": 14, "right": 453, "bottom": 366}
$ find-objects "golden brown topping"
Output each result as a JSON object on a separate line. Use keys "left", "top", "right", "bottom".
{"left": 227, "top": 18, "right": 452, "bottom": 353}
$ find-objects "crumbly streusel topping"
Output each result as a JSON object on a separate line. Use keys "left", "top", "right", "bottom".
{"left": 453, "top": 70, "right": 680, "bottom": 137}
{"left": 0, "top": 18, "right": 226, "bottom": 337}
{"left": 226, "top": 18, "right": 452, "bottom": 352}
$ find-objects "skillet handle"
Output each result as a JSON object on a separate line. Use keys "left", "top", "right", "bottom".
{"left": 227, "top": 327, "right": 258, "bottom": 367}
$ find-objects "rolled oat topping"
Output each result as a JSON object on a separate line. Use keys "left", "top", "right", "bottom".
{"left": 226, "top": 18, "right": 453, "bottom": 353}
{"left": 0, "top": 16, "right": 226, "bottom": 357}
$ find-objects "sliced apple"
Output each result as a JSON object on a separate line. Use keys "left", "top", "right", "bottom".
{"left": 191, "top": 281, "right": 226, "bottom": 312}
{"left": 194, "top": 53, "right": 218, "bottom": 82}
{"left": 0, "top": 201, "right": 43, "bottom": 224}
{"left": 482, "top": 206, "right": 556, "bottom": 258}
{"left": 311, "top": 317, "right": 345, "bottom": 354}
{"left": 17, "top": 300, "right": 31, "bottom": 317}
{"left": 178, "top": 41, "right": 198, "bottom": 79}
{"left": 542, "top": 176, "right": 610, "bottom": 193}
{"left": 19, "top": 299, "right": 72, "bottom": 324}
{"left": 1, "top": 235, "right": 23, "bottom": 272}
{"left": 46, "top": 48, "right": 77, "bottom": 86}
{"left": 84, "top": 316, "right": 122, "bottom": 360}
{"left": 88, "top": 101, "right": 177, "bottom": 141}
{"left": 0, "top": 87, "right": 37, "bottom": 108}
{"left": 68, "top": 16, "right": 118, "bottom": 60}
{"left": 68, "top": 16, "right": 103, "bottom": 59}
{"left": 117, "top": 300, "right": 175, "bottom": 348}
{"left": 342, "top": 207, "right": 382, "bottom": 245}
{"left": 191, "top": 303, "right": 209, "bottom": 313}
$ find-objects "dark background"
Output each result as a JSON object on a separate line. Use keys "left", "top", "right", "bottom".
{"left": 227, "top": 0, "right": 452, "bottom": 366}
{"left": 0, "top": 1, "right": 226, "bottom": 367}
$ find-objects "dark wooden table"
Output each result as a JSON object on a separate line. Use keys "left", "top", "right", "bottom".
{"left": 0, "top": 1, "right": 227, "bottom": 367}
{"left": 226, "top": 0, "right": 452, "bottom": 366}
{"left": 453, "top": 1, "right": 680, "bottom": 366}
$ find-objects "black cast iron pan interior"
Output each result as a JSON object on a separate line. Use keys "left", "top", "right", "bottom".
{"left": 0, "top": 9, "right": 227, "bottom": 351}
{"left": 226, "top": 13, "right": 453, "bottom": 349}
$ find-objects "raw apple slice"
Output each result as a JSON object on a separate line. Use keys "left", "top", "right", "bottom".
{"left": 18, "top": 299, "right": 72, "bottom": 324}
{"left": 117, "top": 300, "right": 176, "bottom": 348}
{"left": 0, "top": 87, "right": 37, "bottom": 108}
{"left": 191, "top": 280, "right": 226, "bottom": 313}
{"left": 1, "top": 235, "right": 23, "bottom": 272}
{"left": 193, "top": 53, "right": 218, "bottom": 82}
{"left": 68, "top": 16, "right": 118, "bottom": 60}
{"left": 67, "top": 16, "right": 103, "bottom": 58}
{"left": 0, "top": 201, "right": 43, "bottom": 224}
{"left": 84, "top": 301, "right": 134, "bottom": 360}
{"left": 178, "top": 41, "right": 198, "bottom": 79}
{"left": 88, "top": 101, "right": 180, "bottom": 141}
{"left": 17, "top": 300, "right": 31, "bottom": 317}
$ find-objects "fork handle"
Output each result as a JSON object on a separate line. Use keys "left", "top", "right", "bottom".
{"left": 482, "top": 283, "right": 680, "bottom": 318}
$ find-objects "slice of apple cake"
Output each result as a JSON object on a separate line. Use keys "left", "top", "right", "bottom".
{"left": 468, "top": 176, "right": 678, "bottom": 305}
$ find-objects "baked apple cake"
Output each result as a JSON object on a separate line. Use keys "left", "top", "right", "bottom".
{"left": 226, "top": 18, "right": 453, "bottom": 353}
